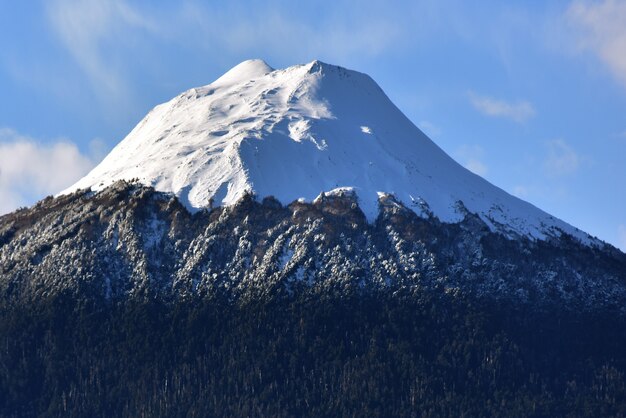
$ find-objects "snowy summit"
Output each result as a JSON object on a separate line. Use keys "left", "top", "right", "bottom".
{"left": 64, "top": 59, "right": 594, "bottom": 244}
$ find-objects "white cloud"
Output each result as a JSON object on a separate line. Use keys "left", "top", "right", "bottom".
{"left": 455, "top": 145, "right": 488, "bottom": 177}
{"left": 566, "top": 0, "right": 626, "bottom": 89}
{"left": 0, "top": 128, "right": 97, "bottom": 214}
{"left": 418, "top": 121, "right": 441, "bottom": 138}
{"left": 543, "top": 139, "right": 580, "bottom": 176}
{"left": 46, "top": 0, "right": 155, "bottom": 105}
{"left": 469, "top": 92, "right": 536, "bottom": 123}
{"left": 618, "top": 224, "right": 626, "bottom": 252}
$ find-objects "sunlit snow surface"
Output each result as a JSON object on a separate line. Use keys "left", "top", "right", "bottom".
{"left": 64, "top": 59, "right": 594, "bottom": 245}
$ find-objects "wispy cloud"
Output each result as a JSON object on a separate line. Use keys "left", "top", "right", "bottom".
{"left": 566, "top": 0, "right": 626, "bottom": 89}
{"left": 0, "top": 128, "right": 97, "bottom": 214}
{"left": 46, "top": 0, "right": 156, "bottom": 106}
{"left": 43, "top": 0, "right": 406, "bottom": 106}
{"left": 455, "top": 145, "right": 488, "bottom": 177}
{"left": 172, "top": 1, "right": 403, "bottom": 63}
{"left": 543, "top": 139, "right": 580, "bottom": 176}
{"left": 469, "top": 92, "right": 536, "bottom": 123}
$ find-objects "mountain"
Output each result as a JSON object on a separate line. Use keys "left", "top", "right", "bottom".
{"left": 64, "top": 59, "right": 593, "bottom": 245}
{"left": 2, "top": 60, "right": 626, "bottom": 417}
{"left": 5, "top": 58, "right": 618, "bottom": 307}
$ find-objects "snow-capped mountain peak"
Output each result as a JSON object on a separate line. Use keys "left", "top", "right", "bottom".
{"left": 63, "top": 59, "right": 595, "bottom": 245}
{"left": 212, "top": 59, "right": 274, "bottom": 86}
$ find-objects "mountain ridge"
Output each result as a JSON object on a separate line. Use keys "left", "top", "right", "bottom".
{"left": 64, "top": 59, "right": 594, "bottom": 246}
{"left": 4, "top": 180, "right": 625, "bottom": 308}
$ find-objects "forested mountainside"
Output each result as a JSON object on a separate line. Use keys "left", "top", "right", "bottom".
{"left": 1, "top": 181, "right": 624, "bottom": 308}
{"left": 3, "top": 290, "right": 626, "bottom": 417}
{"left": 1, "top": 182, "right": 625, "bottom": 417}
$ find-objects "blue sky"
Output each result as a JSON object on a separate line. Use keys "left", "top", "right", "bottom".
{"left": 0, "top": 0, "right": 625, "bottom": 250}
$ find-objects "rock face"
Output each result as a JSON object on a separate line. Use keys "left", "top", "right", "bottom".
{"left": 2, "top": 182, "right": 624, "bottom": 311}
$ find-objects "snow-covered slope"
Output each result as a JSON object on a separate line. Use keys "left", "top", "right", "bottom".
{"left": 63, "top": 59, "right": 593, "bottom": 244}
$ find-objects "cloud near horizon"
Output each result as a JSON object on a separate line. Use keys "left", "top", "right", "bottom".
{"left": 468, "top": 92, "right": 536, "bottom": 123}
{"left": 0, "top": 128, "right": 97, "bottom": 215}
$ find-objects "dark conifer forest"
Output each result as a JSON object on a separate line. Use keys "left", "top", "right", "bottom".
{"left": 2, "top": 291, "right": 626, "bottom": 417}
